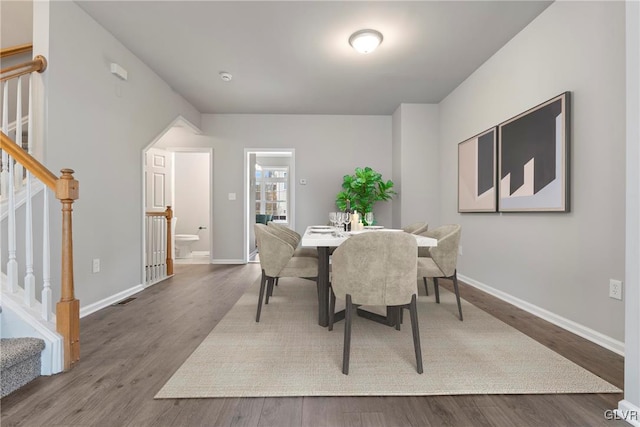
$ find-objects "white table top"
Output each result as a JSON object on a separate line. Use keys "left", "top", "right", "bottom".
{"left": 301, "top": 226, "right": 437, "bottom": 248}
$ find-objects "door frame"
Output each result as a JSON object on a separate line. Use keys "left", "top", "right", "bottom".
{"left": 244, "top": 148, "right": 295, "bottom": 263}
{"left": 140, "top": 116, "right": 202, "bottom": 285}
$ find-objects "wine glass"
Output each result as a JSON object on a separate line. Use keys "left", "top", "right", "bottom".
{"left": 333, "top": 212, "right": 344, "bottom": 236}
{"left": 342, "top": 211, "right": 351, "bottom": 232}
{"left": 364, "top": 212, "right": 374, "bottom": 227}
{"left": 329, "top": 212, "right": 338, "bottom": 229}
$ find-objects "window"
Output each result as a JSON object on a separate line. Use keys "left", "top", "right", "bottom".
{"left": 255, "top": 167, "right": 288, "bottom": 221}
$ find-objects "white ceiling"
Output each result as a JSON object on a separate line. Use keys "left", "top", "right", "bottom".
{"left": 76, "top": 1, "right": 553, "bottom": 115}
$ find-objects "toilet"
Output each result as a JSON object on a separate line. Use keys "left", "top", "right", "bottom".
{"left": 172, "top": 217, "right": 200, "bottom": 259}
{"left": 175, "top": 234, "right": 200, "bottom": 258}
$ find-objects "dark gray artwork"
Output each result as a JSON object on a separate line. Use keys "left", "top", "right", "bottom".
{"left": 458, "top": 127, "right": 497, "bottom": 212}
{"left": 498, "top": 92, "right": 570, "bottom": 212}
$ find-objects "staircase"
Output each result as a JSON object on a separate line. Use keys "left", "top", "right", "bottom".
{"left": 0, "top": 337, "right": 45, "bottom": 398}
{"left": 1, "top": 43, "right": 80, "bottom": 389}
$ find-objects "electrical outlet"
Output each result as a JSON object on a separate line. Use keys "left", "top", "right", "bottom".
{"left": 458, "top": 245, "right": 463, "bottom": 256}
{"left": 609, "top": 279, "right": 623, "bottom": 300}
{"left": 92, "top": 258, "right": 101, "bottom": 274}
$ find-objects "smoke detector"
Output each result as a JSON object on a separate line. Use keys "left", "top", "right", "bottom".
{"left": 219, "top": 72, "right": 233, "bottom": 82}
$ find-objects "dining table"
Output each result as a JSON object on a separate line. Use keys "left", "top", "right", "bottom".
{"left": 301, "top": 226, "right": 438, "bottom": 327}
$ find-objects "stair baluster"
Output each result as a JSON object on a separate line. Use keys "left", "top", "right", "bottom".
{"left": 144, "top": 206, "right": 173, "bottom": 285}
{"left": 18, "top": 74, "right": 34, "bottom": 306}
{"left": 1, "top": 80, "right": 8, "bottom": 198}
{"left": 14, "top": 76, "right": 24, "bottom": 191}
{"left": 42, "top": 188, "right": 52, "bottom": 321}
{"left": 7, "top": 138, "right": 18, "bottom": 293}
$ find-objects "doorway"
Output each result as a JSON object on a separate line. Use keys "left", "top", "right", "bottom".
{"left": 142, "top": 118, "right": 212, "bottom": 285}
{"left": 244, "top": 149, "right": 295, "bottom": 263}
{"left": 171, "top": 149, "right": 213, "bottom": 264}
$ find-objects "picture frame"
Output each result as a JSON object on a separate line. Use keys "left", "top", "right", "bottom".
{"left": 458, "top": 127, "right": 498, "bottom": 213}
{"left": 498, "top": 92, "right": 571, "bottom": 212}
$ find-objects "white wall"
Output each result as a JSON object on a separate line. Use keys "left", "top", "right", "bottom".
{"left": 391, "top": 108, "right": 402, "bottom": 228}
{"left": 623, "top": 0, "right": 640, "bottom": 417}
{"left": 40, "top": 1, "right": 201, "bottom": 307}
{"left": 391, "top": 104, "right": 440, "bottom": 229}
{"left": 163, "top": 114, "right": 392, "bottom": 261}
{"left": 1, "top": 0, "right": 32, "bottom": 48}
{"left": 174, "top": 152, "right": 210, "bottom": 252}
{"left": 439, "top": 1, "right": 626, "bottom": 344}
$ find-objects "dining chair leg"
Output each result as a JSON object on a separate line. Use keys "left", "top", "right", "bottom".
{"left": 256, "top": 270, "right": 267, "bottom": 322}
{"left": 395, "top": 306, "right": 402, "bottom": 331}
{"left": 433, "top": 277, "right": 440, "bottom": 304}
{"left": 268, "top": 277, "right": 278, "bottom": 298}
{"left": 329, "top": 288, "right": 336, "bottom": 331}
{"left": 265, "top": 277, "right": 274, "bottom": 305}
{"left": 409, "top": 294, "right": 423, "bottom": 374}
{"left": 423, "top": 277, "right": 429, "bottom": 296}
{"left": 343, "top": 294, "right": 353, "bottom": 375}
{"left": 452, "top": 271, "right": 463, "bottom": 321}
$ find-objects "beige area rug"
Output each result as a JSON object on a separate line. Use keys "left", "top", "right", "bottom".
{"left": 156, "top": 277, "right": 621, "bottom": 398}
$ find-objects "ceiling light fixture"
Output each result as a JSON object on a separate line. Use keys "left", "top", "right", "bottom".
{"left": 219, "top": 71, "right": 232, "bottom": 82}
{"left": 348, "top": 29, "right": 383, "bottom": 54}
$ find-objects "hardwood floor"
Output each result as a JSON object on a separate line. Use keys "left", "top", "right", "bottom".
{"left": 1, "top": 264, "right": 626, "bottom": 427}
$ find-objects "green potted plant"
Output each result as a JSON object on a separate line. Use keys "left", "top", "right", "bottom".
{"left": 335, "top": 167, "right": 396, "bottom": 217}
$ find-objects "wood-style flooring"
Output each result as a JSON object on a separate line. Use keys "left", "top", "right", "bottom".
{"left": 1, "top": 263, "right": 626, "bottom": 426}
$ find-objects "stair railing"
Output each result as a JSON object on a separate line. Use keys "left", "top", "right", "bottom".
{"left": 145, "top": 206, "right": 174, "bottom": 285}
{"left": 0, "top": 43, "right": 33, "bottom": 59}
{"left": 1, "top": 47, "right": 80, "bottom": 371}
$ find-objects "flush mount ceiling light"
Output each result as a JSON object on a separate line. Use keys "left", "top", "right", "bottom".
{"left": 219, "top": 71, "right": 232, "bottom": 82}
{"left": 348, "top": 29, "right": 383, "bottom": 54}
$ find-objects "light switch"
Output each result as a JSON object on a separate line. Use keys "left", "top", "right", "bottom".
{"left": 228, "top": 192, "right": 236, "bottom": 201}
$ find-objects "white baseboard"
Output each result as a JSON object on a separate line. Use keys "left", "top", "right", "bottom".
{"left": 458, "top": 273, "right": 625, "bottom": 356}
{"left": 210, "top": 259, "right": 245, "bottom": 264}
{"left": 616, "top": 400, "right": 640, "bottom": 426}
{"left": 79, "top": 284, "right": 145, "bottom": 318}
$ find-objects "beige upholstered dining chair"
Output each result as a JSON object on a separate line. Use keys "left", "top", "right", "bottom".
{"left": 417, "top": 224, "right": 463, "bottom": 321}
{"left": 401, "top": 221, "right": 429, "bottom": 235}
{"left": 267, "top": 222, "right": 318, "bottom": 258}
{"left": 400, "top": 221, "right": 430, "bottom": 293}
{"left": 265, "top": 222, "right": 318, "bottom": 296}
{"left": 254, "top": 224, "right": 318, "bottom": 322}
{"left": 329, "top": 232, "right": 423, "bottom": 375}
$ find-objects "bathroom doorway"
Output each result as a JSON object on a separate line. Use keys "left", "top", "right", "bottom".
{"left": 170, "top": 148, "right": 213, "bottom": 264}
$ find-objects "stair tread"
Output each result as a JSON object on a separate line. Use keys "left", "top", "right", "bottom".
{"left": 0, "top": 338, "right": 45, "bottom": 370}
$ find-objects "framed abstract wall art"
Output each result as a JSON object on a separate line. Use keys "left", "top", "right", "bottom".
{"left": 498, "top": 92, "right": 571, "bottom": 212}
{"left": 458, "top": 127, "right": 497, "bottom": 212}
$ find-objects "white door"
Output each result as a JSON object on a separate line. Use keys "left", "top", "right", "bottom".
{"left": 145, "top": 148, "right": 173, "bottom": 211}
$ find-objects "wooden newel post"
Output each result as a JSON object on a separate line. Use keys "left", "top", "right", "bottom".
{"left": 165, "top": 206, "right": 174, "bottom": 276}
{"left": 55, "top": 168, "right": 80, "bottom": 370}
